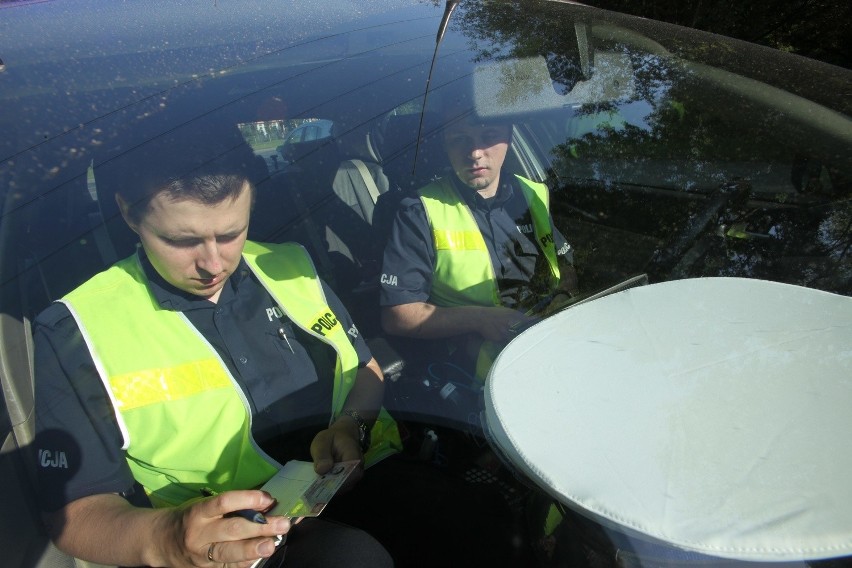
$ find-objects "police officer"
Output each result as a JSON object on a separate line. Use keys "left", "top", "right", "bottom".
{"left": 33, "top": 125, "right": 400, "bottom": 568}
{"left": 379, "top": 113, "right": 578, "bottom": 379}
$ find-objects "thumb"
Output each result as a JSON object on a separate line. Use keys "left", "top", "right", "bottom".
{"left": 310, "top": 430, "right": 334, "bottom": 475}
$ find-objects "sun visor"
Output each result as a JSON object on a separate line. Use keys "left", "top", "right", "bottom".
{"left": 485, "top": 277, "right": 852, "bottom": 562}
{"left": 471, "top": 52, "right": 635, "bottom": 120}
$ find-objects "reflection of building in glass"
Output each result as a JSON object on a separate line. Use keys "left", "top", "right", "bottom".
{"left": 237, "top": 120, "right": 287, "bottom": 145}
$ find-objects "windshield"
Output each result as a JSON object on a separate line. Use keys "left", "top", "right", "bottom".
{"left": 1, "top": 1, "right": 850, "bottom": 567}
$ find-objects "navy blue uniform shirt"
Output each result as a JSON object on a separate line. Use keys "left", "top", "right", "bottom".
{"left": 34, "top": 252, "right": 370, "bottom": 512}
{"left": 380, "top": 173, "right": 574, "bottom": 311}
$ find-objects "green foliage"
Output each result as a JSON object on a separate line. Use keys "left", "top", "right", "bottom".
{"left": 581, "top": 0, "right": 851, "bottom": 69}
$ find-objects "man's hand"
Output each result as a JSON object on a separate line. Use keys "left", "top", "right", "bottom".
{"left": 170, "top": 490, "right": 291, "bottom": 567}
{"left": 473, "top": 306, "right": 534, "bottom": 343}
{"left": 309, "top": 358, "right": 383, "bottom": 489}
{"left": 309, "top": 418, "right": 364, "bottom": 489}
{"left": 47, "top": 491, "right": 291, "bottom": 568}
{"left": 541, "top": 291, "right": 574, "bottom": 317}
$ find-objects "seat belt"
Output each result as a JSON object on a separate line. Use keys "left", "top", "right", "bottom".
{"left": 350, "top": 159, "right": 382, "bottom": 204}
{"left": 89, "top": 160, "right": 119, "bottom": 266}
{"left": 290, "top": 184, "right": 337, "bottom": 286}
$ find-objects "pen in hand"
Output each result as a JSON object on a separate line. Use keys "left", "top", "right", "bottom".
{"left": 201, "top": 487, "right": 268, "bottom": 524}
{"left": 225, "top": 509, "right": 268, "bottom": 524}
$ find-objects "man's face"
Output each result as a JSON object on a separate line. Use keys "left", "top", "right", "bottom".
{"left": 122, "top": 181, "right": 252, "bottom": 302}
{"left": 443, "top": 120, "right": 511, "bottom": 197}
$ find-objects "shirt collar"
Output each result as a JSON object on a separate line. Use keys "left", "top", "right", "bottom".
{"left": 449, "top": 172, "right": 515, "bottom": 210}
{"left": 139, "top": 250, "right": 251, "bottom": 312}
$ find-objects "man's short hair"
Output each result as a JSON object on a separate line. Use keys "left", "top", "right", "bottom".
{"left": 95, "top": 120, "right": 264, "bottom": 224}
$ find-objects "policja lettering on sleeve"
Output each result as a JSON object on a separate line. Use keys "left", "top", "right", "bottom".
{"left": 38, "top": 449, "right": 69, "bottom": 469}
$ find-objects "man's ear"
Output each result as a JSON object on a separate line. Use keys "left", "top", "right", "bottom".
{"left": 115, "top": 194, "right": 139, "bottom": 234}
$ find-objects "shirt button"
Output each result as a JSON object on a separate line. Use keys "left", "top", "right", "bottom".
{"left": 239, "top": 356, "right": 248, "bottom": 364}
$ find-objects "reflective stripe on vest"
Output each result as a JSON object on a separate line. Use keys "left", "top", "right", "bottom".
{"left": 62, "top": 241, "right": 399, "bottom": 507}
{"left": 419, "top": 178, "right": 498, "bottom": 307}
{"left": 241, "top": 241, "right": 401, "bottom": 467}
{"left": 515, "top": 175, "right": 560, "bottom": 286}
{"left": 419, "top": 175, "right": 560, "bottom": 308}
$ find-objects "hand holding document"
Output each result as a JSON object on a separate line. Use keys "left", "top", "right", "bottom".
{"left": 251, "top": 459, "right": 359, "bottom": 568}
{"left": 263, "top": 459, "right": 359, "bottom": 518}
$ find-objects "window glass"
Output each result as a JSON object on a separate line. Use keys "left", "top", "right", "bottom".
{"left": 1, "top": 2, "right": 850, "bottom": 566}
{"left": 427, "top": 3, "right": 851, "bottom": 295}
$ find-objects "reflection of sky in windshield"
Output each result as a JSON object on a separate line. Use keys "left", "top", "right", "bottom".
{"left": 0, "top": 0, "right": 422, "bottom": 63}
{"left": 2, "top": 0, "right": 849, "bottom": 297}
{"left": 0, "top": 0, "right": 438, "bottom": 163}
{"left": 0, "top": 0, "right": 434, "bottom": 96}
{"left": 619, "top": 100, "right": 654, "bottom": 130}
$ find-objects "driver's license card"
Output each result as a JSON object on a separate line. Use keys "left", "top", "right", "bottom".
{"left": 261, "top": 459, "right": 359, "bottom": 518}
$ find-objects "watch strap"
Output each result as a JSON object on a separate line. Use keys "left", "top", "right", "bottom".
{"left": 341, "top": 409, "right": 370, "bottom": 452}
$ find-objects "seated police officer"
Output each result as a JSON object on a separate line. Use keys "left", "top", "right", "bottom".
{"left": 33, "top": 124, "right": 400, "bottom": 568}
{"left": 379, "top": 102, "right": 578, "bottom": 381}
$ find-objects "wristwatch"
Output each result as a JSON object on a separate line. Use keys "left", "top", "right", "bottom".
{"left": 341, "top": 410, "right": 371, "bottom": 453}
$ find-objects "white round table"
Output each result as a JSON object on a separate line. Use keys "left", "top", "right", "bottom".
{"left": 485, "top": 278, "right": 852, "bottom": 562}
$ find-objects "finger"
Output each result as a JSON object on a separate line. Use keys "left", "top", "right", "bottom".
{"left": 310, "top": 430, "right": 335, "bottom": 474}
{"left": 198, "top": 490, "right": 276, "bottom": 520}
{"left": 186, "top": 494, "right": 290, "bottom": 545}
{"left": 219, "top": 513, "right": 290, "bottom": 539}
{"left": 206, "top": 535, "right": 281, "bottom": 566}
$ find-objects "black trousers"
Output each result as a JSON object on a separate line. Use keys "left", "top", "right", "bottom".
{"left": 272, "top": 517, "right": 393, "bottom": 568}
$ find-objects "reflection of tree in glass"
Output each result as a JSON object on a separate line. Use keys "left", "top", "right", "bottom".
{"left": 580, "top": 0, "right": 851, "bottom": 70}
{"left": 815, "top": 202, "right": 852, "bottom": 288}
{"left": 451, "top": 2, "right": 750, "bottom": 186}
{"left": 453, "top": 2, "right": 586, "bottom": 89}
{"left": 448, "top": 0, "right": 850, "bottom": 293}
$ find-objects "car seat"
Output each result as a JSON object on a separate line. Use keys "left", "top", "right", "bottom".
{"left": 0, "top": 315, "right": 82, "bottom": 568}
{"left": 370, "top": 111, "right": 447, "bottom": 246}
{"left": 0, "top": 161, "right": 116, "bottom": 568}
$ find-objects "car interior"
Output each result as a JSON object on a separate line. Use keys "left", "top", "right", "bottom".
{"left": 1, "top": 1, "right": 850, "bottom": 566}
{"left": 0, "top": 37, "right": 530, "bottom": 568}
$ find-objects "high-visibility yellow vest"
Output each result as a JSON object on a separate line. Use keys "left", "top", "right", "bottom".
{"left": 419, "top": 175, "right": 560, "bottom": 308}
{"left": 61, "top": 240, "right": 400, "bottom": 507}
{"left": 418, "top": 176, "right": 561, "bottom": 380}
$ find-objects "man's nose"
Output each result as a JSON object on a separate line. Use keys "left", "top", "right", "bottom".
{"left": 197, "top": 240, "right": 223, "bottom": 275}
